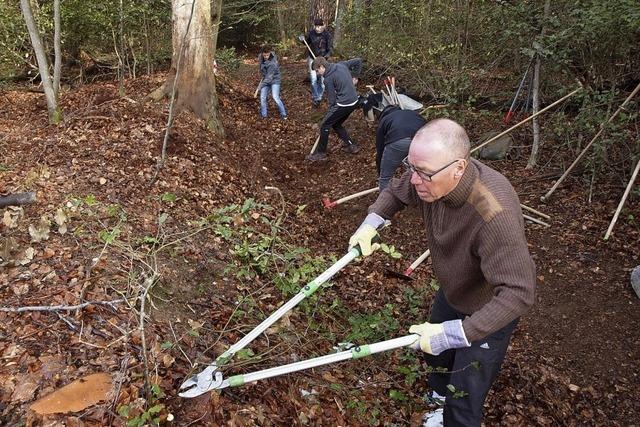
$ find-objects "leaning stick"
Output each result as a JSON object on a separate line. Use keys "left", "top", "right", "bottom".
{"left": 542, "top": 82, "right": 640, "bottom": 202}
{"left": 472, "top": 86, "right": 583, "bottom": 155}
{"left": 604, "top": 159, "right": 640, "bottom": 240}
{"left": 520, "top": 203, "right": 551, "bottom": 220}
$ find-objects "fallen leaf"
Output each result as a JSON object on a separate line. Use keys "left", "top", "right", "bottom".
{"left": 54, "top": 208, "right": 68, "bottom": 235}
{"left": 30, "top": 372, "right": 113, "bottom": 415}
{"left": 12, "top": 375, "right": 38, "bottom": 402}
{"left": 99, "top": 178, "right": 107, "bottom": 185}
{"left": 29, "top": 216, "right": 51, "bottom": 242}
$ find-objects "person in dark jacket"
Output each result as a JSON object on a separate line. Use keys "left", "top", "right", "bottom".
{"left": 298, "top": 18, "right": 333, "bottom": 107}
{"left": 363, "top": 93, "right": 426, "bottom": 189}
{"left": 306, "top": 56, "right": 362, "bottom": 162}
{"left": 256, "top": 45, "right": 287, "bottom": 119}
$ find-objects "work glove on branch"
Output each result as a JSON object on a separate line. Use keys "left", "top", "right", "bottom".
{"left": 409, "top": 320, "right": 470, "bottom": 356}
{"left": 298, "top": 34, "right": 306, "bottom": 43}
{"left": 348, "top": 213, "right": 385, "bottom": 257}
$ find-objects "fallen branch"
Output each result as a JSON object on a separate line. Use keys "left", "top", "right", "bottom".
{"left": 542, "top": 81, "right": 640, "bottom": 202}
{"left": 0, "top": 192, "right": 36, "bottom": 208}
{"left": 0, "top": 298, "right": 126, "bottom": 313}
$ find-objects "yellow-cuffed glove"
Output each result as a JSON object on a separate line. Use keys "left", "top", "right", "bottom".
{"left": 348, "top": 224, "right": 379, "bottom": 257}
{"left": 409, "top": 320, "right": 470, "bottom": 356}
{"left": 348, "top": 213, "right": 386, "bottom": 257}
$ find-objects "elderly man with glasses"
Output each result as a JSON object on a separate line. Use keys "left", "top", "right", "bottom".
{"left": 348, "top": 118, "right": 536, "bottom": 427}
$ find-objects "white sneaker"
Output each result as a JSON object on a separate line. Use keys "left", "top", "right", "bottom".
{"left": 422, "top": 408, "right": 443, "bottom": 427}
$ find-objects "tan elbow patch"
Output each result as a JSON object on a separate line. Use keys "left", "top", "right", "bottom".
{"left": 468, "top": 180, "right": 503, "bottom": 222}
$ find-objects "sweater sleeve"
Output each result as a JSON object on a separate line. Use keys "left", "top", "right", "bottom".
{"left": 461, "top": 210, "right": 537, "bottom": 341}
{"left": 369, "top": 169, "right": 418, "bottom": 219}
{"left": 325, "top": 76, "right": 336, "bottom": 106}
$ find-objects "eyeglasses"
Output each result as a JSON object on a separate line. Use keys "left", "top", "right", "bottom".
{"left": 402, "top": 157, "right": 460, "bottom": 182}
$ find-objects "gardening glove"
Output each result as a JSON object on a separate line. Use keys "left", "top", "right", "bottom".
{"left": 348, "top": 213, "right": 385, "bottom": 257}
{"left": 409, "top": 320, "right": 470, "bottom": 356}
{"left": 298, "top": 34, "right": 306, "bottom": 43}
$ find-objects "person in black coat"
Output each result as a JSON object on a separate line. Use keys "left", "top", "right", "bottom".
{"left": 299, "top": 18, "right": 333, "bottom": 107}
{"left": 362, "top": 93, "right": 426, "bottom": 189}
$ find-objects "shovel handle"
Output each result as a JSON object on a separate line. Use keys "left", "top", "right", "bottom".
{"left": 404, "top": 249, "right": 430, "bottom": 276}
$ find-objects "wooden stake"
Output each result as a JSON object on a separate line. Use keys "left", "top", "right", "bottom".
{"left": 520, "top": 203, "right": 550, "bottom": 220}
{"left": 542, "top": 81, "right": 640, "bottom": 202}
{"left": 604, "top": 159, "right": 640, "bottom": 240}
{"left": 471, "top": 86, "right": 582, "bottom": 155}
{"left": 310, "top": 136, "right": 320, "bottom": 155}
{"left": 523, "top": 213, "right": 550, "bottom": 227}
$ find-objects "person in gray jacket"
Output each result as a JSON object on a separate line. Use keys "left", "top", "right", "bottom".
{"left": 256, "top": 45, "right": 287, "bottom": 119}
{"left": 306, "top": 56, "right": 362, "bottom": 161}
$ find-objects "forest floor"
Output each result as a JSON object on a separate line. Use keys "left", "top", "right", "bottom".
{"left": 1, "top": 57, "right": 639, "bottom": 427}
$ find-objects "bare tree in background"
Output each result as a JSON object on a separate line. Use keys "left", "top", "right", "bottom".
{"left": 151, "top": 0, "right": 224, "bottom": 136}
{"left": 20, "top": 0, "right": 62, "bottom": 124}
{"left": 527, "top": 0, "right": 551, "bottom": 169}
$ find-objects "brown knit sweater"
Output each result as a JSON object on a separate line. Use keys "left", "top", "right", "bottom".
{"left": 370, "top": 159, "right": 536, "bottom": 342}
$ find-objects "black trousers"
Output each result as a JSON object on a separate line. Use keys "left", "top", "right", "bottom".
{"left": 316, "top": 103, "right": 358, "bottom": 153}
{"left": 423, "top": 290, "right": 518, "bottom": 427}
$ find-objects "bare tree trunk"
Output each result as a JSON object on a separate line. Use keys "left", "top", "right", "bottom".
{"left": 155, "top": 0, "right": 224, "bottom": 136}
{"left": 275, "top": 0, "right": 286, "bottom": 43}
{"left": 53, "top": 0, "right": 61, "bottom": 95}
{"left": 309, "top": 0, "right": 332, "bottom": 26}
{"left": 118, "top": 0, "right": 125, "bottom": 96}
{"left": 527, "top": 0, "right": 551, "bottom": 170}
{"left": 20, "top": 0, "right": 62, "bottom": 124}
{"left": 211, "top": 0, "right": 223, "bottom": 59}
{"left": 143, "top": 10, "right": 152, "bottom": 74}
{"left": 333, "top": 0, "right": 347, "bottom": 49}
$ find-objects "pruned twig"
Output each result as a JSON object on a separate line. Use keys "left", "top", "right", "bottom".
{"left": 0, "top": 298, "right": 126, "bottom": 313}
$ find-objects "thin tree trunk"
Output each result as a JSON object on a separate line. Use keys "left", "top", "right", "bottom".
{"left": 333, "top": 0, "right": 347, "bottom": 49}
{"left": 143, "top": 10, "right": 152, "bottom": 74}
{"left": 20, "top": 0, "right": 61, "bottom": 124}
{"left": 53, "top": 0, "right": 61, "bottom": 96}
{"left": 118, "top": 0, "right": 125, "bottom": 96}
{"left": 211, "top": 0, "right": 223, "bottom": 59}
{"left": 527, "top": 0, "right": 551, "bottom": 169}
{"left": 275, "top": 0, "right": 286, "bottom": 43}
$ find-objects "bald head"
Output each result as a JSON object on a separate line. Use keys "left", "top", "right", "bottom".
{"left": 413, "top": 119, "right": 470, "bottom": 162}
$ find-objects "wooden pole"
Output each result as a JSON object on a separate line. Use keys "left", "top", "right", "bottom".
{"left": 604, "top": 159, "right": 640, "bottom": 240}
{"left": 523, "top": 213, "right": 550, "bottom": 227}
{"left": 542, "top": 81, "right": 640, "bottom": 202}
{"left": 520, "top": 203, "right": 550, "bottom": 220}
{"left": 471, "top": 86, "right": 582, "bottom": 155}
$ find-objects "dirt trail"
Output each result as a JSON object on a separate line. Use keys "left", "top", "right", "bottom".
{"left": 0, "top": 58, "right": 638, "bottom": 426}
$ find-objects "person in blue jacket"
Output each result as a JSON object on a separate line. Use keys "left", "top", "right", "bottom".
{"left": 306, "top": 56, "right": 362, "bottom": 161}
{"left": 256, "top": 45, "right": 287, "bottom": 119}
{"left": 362, "top": 93, "right": 426, "bottom": 189}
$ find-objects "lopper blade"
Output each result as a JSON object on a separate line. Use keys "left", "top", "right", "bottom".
{"left": 178, "top": 366, "right": 224, "bottom": 398}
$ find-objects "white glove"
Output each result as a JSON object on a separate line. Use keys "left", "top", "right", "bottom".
{"left": 409, "top": 320, "right": 470, "bottom": 355}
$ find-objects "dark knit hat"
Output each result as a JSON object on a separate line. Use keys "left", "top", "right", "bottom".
{"left": 313, "top": 18, "right": 324, "bottom": 26}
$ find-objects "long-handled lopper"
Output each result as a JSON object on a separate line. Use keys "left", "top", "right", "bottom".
{"left": 204, "top": 334, "right": 420, "bottom": 391}
{"left": 179, "top": 241, "right": 385, "bottom": 398}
